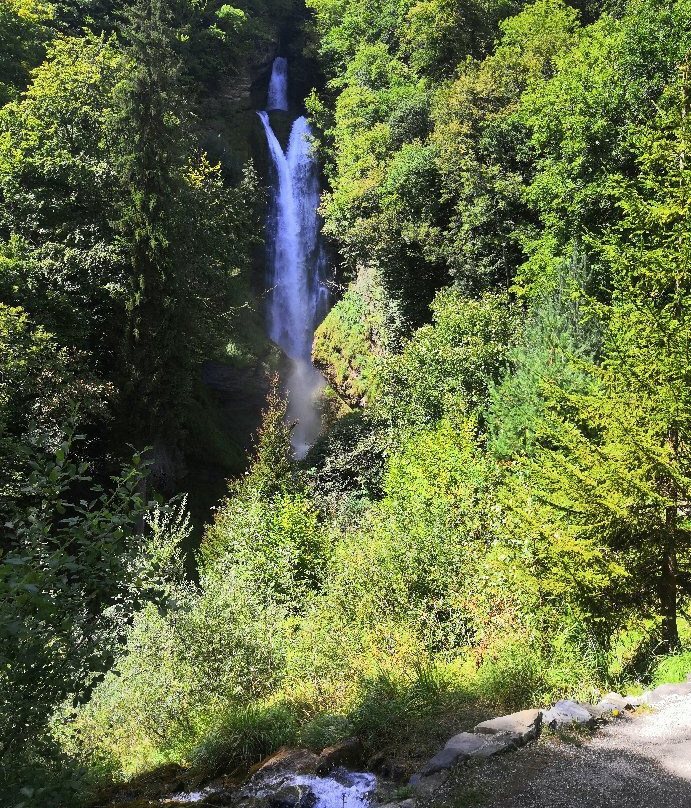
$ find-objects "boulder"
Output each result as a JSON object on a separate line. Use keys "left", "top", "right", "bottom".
{"left": 252, "top": 749, "right": 319, "bottom": 779}
{"left": 623, "top": 693, "right": 649, "bottom": 708}
{"left": 468, "top": 735, "right": 517, "bottom": 758}
{"left": 418, "top": 731, "right": 516, "bottom": 776}
{"left": 474, "top": 709, "right": 542, "bottom": 744}
{"left": 542, "top": 700, "right": 596, "bottom": 729}
{"left": 267, "top": 786, "right": 317, "bottom": 808}
{"left": 420, "top": 746, "right": 466, "bottom": 777}
{"left": 594, "top": 692, "right": 637, "bottom": 715}
{"left": 578, "top": 702, "right": 602, "bottom": 719}
{"left": 366, "top": 754, "right": 407, "bottom": 781}
{"left": 409, "top": 771, "right": 448, "bottom": 796}
{"left": 316, "top": 738, "right": 364, "bottom": 774}
{"left": 602, "top": 692, "right": 632, "bottom": 709}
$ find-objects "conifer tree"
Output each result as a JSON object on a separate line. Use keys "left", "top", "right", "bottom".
{"left": 512, "top": 64, "right": 691, "bottom": 650}
{"left": 116, "top": 0, "right": 191, "bottom": 481}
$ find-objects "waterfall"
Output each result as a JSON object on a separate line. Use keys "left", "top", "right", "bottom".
{"left": 258, "top": 60, "right": 329, "bottom": 457}
{"left": 266, "top": 56, "right": 289, "bottom": 111}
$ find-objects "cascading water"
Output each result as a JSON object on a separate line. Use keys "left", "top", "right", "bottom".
{"left": 258, "top": 58, "right": 329, "bottom": 457}
{"left": 266, "top": 56, "right": 289, "bottom": 111}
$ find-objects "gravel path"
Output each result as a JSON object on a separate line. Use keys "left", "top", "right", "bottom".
{"left": 439, "top": 696, "right": 691, "bottom": 808}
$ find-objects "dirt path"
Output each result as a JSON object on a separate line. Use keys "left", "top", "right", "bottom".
{"left": 437, "top": 696, "right": 691, "bottom": 808}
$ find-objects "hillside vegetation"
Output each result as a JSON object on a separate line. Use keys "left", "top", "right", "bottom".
{"left": 1, "top": 0, "right": 691, "bottom": 804}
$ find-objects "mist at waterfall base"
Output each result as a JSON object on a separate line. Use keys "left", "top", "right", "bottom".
{"left": 258, "top": 59, "right": 329, "bottom": 457}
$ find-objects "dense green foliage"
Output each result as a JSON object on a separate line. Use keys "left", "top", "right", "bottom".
{"left": 2, "top": 0, "right": 691, "bottom": 802}
{"left": 0, "top": 0, "right": 284, "bottom": 801}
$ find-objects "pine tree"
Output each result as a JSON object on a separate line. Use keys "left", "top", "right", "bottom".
{"left": 512, "top": 62, "right": 691, "bottom": 651}
{"left": 115, "top": 0, "right": 191, "bottom": 483}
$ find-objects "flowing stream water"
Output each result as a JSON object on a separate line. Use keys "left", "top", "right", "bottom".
{"left": 168, "top": 768, "right": 377, "bottom": 807}
{"left": 258, "top": 58, "right": 329, "bottom": 457}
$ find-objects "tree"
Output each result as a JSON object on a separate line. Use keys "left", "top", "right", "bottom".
{"left": 489, "top": 251, "right": 601, "bottom": 459}
{"left": 114, "top": 0, "right": 191, "bottom": 469}
{"left": 0, "top": 0, "right": 51, "bottom": 105}
{"left": 115, "top": 0, "right": 262, "bottom": 484}
{"left": 508, "top": 67, "right": 691, "bottom": 650}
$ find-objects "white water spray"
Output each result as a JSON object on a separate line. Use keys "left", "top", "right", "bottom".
{"left": 258, "top": 59, "right": 329, "bottom": 457}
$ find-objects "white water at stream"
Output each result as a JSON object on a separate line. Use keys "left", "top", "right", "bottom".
{"left": 168, "top": 768, "right": 377, "bottom": 807}
{"left": 258, "top": 59, "right": 329, "bottom": 457}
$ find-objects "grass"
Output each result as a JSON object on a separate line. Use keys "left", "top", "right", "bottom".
{"left": 393, "top": 786, "right": 414, "bottom": 800}
{"left": 190, "top": 702, "right": 300, "bottom": 778}
{"left": 651, "top": 649, "right": 691, "bottom": 686}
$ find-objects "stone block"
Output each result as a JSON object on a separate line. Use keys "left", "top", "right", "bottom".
{"left": 474, "top": 709, "right": 542, "bottom": 744}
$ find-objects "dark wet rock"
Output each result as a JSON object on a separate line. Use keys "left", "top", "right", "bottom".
{"left": 200, "top": 790, "right": 239, "bottom": 807}
{"left": 267, "top": 785, "right": 317, "bottom": 808}
{"left": 316, "top": 738, "right": 364, "bottom": 774}
{"left": 367, "top": 752, "right": 407, "bottom": 781}
{"left": 377, "top": 799, "right": 416, "bottom": 808}
{"left": 474, "top": 709, "right": 543, "bottom": 744}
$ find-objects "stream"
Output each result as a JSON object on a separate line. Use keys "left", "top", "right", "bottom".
{"left": 166, "top": 766, "right": 377, "bottom": 808}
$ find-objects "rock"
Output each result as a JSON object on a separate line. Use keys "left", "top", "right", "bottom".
{"left": 578, "top": 702, "right": 602, "bottom": 719}
{"left": 594, "top": 692, "right": 639, "bottom": 716}
{"left": 603, "top": 692, "right": 632, "bottom": 709}
{"left": 252, "top": 748, "right": 319, "bottom": 779}
{"left": 267, "top": 786, "right": 317, "bottom": 808}
{"left": 595, "top": 693, "right": 633, "bottom": 718}
{"left": 420, "top": 746, "right": 466, "bottom": 776}
{"left": 409, "top": 771, "right": 448, "bottom": 796}
{"left": 469, "top": 735, "right": 517, "bottom": 758}
{"left": 418, "top": 731, "right": 516, "bottom": 776}
{"left": 368, "top": 752, "right": 407, "bottom": 781}
{"left": 542, "top": 700, "right": 597, "bottom": 729}
{"left": 200, "top": 791, "right": 239, "bottom": 807}
{"left": 648, "top": 681, "right": 691, "bottom": 704}
{"left": 316, "top": 738, "right": 364, "bottom": 774}
{"left": 474, "top": 709, "right": 543, "bottom": 744}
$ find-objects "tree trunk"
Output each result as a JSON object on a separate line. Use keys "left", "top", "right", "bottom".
{"left": 660, "top": 506, "right": 680, "bottom": 652}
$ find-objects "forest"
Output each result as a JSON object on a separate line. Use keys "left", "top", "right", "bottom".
{"left": 1, "top": 0, "right": 690, "bottom": 804}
